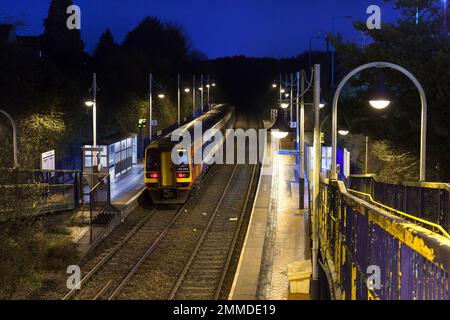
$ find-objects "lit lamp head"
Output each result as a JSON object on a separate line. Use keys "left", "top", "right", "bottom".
{"left": 280, "top": 89, "right": 286, "bottom": 94}
{"left": 272, "top": 84, "right": 277, "bottom": 88}
{"left": 280, "top": 102, "right": 289, "bottom": 109}
{"left": 269, "top": 110, "right": 292, "bottom": 139}
{"left": 319, "top": 96, "right": 327, "bottom": 109}
{"left": 338, "top": 124, "right": 350, "bottom": 136}
{"left": 206, "top": 84, "right": 210, "bottom": 88}
{"left": 212, "top": 83, "right": 216, "bottom": 87}
{"left": 158, "top": 94, "right": 165, "bottom": 99}
{"left": 369, "top": 71, "right": 391, "bottom": 110}
{"left": 85, "top": 100, "right": 94, "bottom": 107}
{"left": 184, "top": 88, "right": 190, "bottom": 93}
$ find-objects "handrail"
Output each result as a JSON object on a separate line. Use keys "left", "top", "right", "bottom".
{"left": 349, "top": 174, "right": 450, "bottom": 192}
{"left": 89, "top": 173, "right": 110, "bottom": 193}
{"left": 347, "top": 188, "right": 450, "bottom": 239}
{"left": 0, "top": 167, "right": 80, "bottom": 174}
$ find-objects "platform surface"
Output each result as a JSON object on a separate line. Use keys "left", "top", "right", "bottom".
{"left": 229, "top": 138, "right": 310, "bottom": 300}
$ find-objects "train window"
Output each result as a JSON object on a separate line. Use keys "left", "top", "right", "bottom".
{"left": 146, "top": 150, "right": 158, "bottom": 171}
{"left": 177, "top": 150, "right": 188, "bottom": 165}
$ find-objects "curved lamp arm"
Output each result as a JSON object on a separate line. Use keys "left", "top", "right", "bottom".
{"left": 0, "top": 109, "right": 19, "bottom": 168}
{"left": 331, "top": 62, "right": 427, "bottom": 181}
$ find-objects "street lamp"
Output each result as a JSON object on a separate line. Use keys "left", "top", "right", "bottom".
{"left": 368, "top": 71, "right": 391, "bottom": 110}
{"left": 85, "top": 101, "right": 94, "bottom": 107}
{"left": 158, "top": 94, "right": 165, "bottom": 99}
{"left": 331, "top": 62, "right": 428, "bottom": 181}
{"left": 269, "top": 110, "right": 291, "bottom": 139}
{"left": 338, "top": 129, "right": 349, "bottom": 136}
{"left": 0, "top": 109, "right": 18, "bottom": 168}
{"left": 184, "top": 88, "right": 190, "bottom": 93}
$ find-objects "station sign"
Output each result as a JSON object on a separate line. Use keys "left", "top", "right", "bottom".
{"left": 41, "top": 150, "right": 55, "bottom": 171}
{"left": 290, "top": 122, "right": 297, "bottom": 128}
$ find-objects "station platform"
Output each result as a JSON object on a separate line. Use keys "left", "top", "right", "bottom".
{"left": 110, "top": 163, "right": 145, "bottom": 207}
{"left": 229, "top": 138, "right": 311, "bottom": 300}
{"left": 70, "top": 163, "right": 146, "bottom": 257}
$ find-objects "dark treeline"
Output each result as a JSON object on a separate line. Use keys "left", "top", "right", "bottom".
{"left": 0, "top": 0, "right": 449, "bottom": 181}
{"left": 0, "top": 0, "right": 206, "bottom": 169}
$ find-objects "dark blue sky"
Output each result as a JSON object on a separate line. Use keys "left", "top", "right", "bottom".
{"left": 0, "top": 0, "right": 399, "bottom": 58}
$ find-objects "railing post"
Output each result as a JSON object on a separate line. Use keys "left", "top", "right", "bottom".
{"left": 74, "top": 171, "right": 80, "bottom": 207}
{"left": 89, "top": 191, "right": 93, "bottom": 244}
{"left": 107, "top": 174, "right": 111, "bottom": 204}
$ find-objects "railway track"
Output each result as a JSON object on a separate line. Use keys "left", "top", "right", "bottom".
{"left": 63, "top": 113, "right": 261, "bottom": 300}
{"left": 168, "top": 163, "right": 258, "bottom": 299}
{"left": 62, "top": 205, "right": 185, "bottom": 300}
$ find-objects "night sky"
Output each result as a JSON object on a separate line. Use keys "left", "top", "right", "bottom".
{"left": 0, "top": 0, "right": 399, "bottom": 58}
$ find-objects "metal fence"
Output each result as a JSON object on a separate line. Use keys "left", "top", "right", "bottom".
{"left": 0, "top": 168, "right": 81, "bottom": 219}
{"left": 349, "top": 175, "right": 450, "bottom": 232}
{"left": 319, "top": 179, "right": 450, "bottom": 300}
{"left": 82, "top": 173, "right": 121, "bottom": 244}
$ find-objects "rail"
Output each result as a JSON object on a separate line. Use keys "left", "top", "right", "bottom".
{"left": 319, "top": 179, "right": 450, "bottom": 300}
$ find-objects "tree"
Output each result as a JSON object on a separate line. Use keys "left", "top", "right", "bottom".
{"left": 93, "top": 28, "right": 118, "bottom": 69}
{"left": 41, "top": 0, "right": 85, "bottom": 70}
{"left": 331, "top": 0, "right": 450, "bottom": 181}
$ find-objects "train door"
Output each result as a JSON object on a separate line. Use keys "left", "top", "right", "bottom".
{"left": 161, "top": 151, "right": 175, "bottom": 187}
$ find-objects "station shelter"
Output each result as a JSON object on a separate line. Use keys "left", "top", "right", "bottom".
{"left": 82, "top": 132, "right": 138, "bottom": 181}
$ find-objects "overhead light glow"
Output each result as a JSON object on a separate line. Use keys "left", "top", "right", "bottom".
{"left": 271, "top": 131, "right": 289, "bottom": 139}
{"left": 369, "top": 100, "right": 391, "bottom": 109}
{"left": 319, "top": 103, "right": 325, "bottom": 109}
{"left": 85, "top": 101, "right": 94, "bottom": 107}
{"left": 272, "top": 84, "right": 277, "bottom": 88}
{"left": 338, "top": 130, "right": 349, "bottom": 136}
{"left": 158, "top": 94, "right": 165, "bottom": 99}
{"left": 184, "top": 88, "right": 190, "bottom": 93}
{"left": 280, "top": 103, "right": 289, "bottom": 109}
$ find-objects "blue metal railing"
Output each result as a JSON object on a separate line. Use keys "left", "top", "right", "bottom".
{"left": 319, "top": 179, "right": 450, "bottom": 300}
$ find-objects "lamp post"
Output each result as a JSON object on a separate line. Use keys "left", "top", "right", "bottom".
{"left": 331, "top": 62, "right": 427, "bottom": 182}
{"left": 272, "top": 65, "right": 322, "bottom": 299}
{"left": 207, "top": 74, "right": 210, "bottom": 110}
{"left": 193, "top": 75, "right": 196, "bottom": 117}
{"left": 200, "top": 74, "right": 204, "bottom": 113}
{"left": 149, "top": 73, "right": 153, "bottom": 141}
{"left": 177, "top": 74, "right": 181, "bottom": 126}
{"left": 85, "top": 73, "right": 98, "bottom": 167}
{"left": 309, "top": 34, "right": 323, "bottom": 69}
{"left": 0, "top": 109, "right": 18, "bottom": 168}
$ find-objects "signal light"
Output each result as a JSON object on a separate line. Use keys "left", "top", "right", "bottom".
{"left": 149, "top": 172, "right": 158, "bottom": 179}
{"left": 176, "top": 172, "right": 189, "bottom": 179}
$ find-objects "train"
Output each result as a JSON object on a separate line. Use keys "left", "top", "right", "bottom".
{"left": 144, "top": 104, "right": 236, "bottom": 204}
